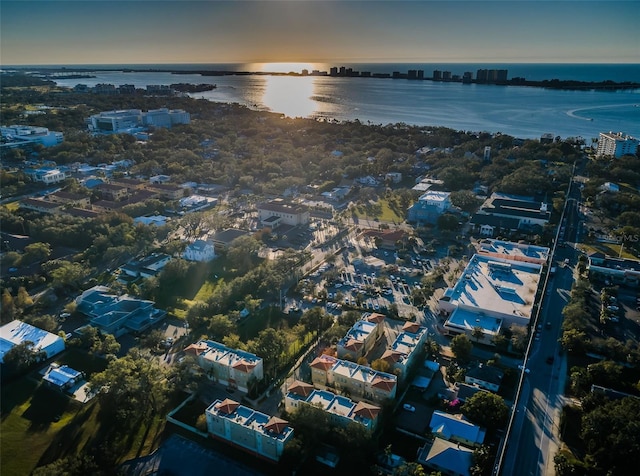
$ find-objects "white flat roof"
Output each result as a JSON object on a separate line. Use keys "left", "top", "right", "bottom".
{"left": 0, "top": 320, "right": 63, "bottom": 363}
{"left": 446, "top": 254, "right": 541, "bottom": 319}
{"left": 478, "top": 239, "right": 549, "bottom": 263}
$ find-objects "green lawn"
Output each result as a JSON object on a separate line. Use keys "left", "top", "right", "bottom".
{"left": 353, "top": 198, "right": 405, "bottom": 223}
{"left": 237, "top": 307, "right": 290, "bottom": 341}
{"left": 578, "top": 242, "right": 637, "bottom": 260}
{"left": 0, "top": 373, "right": 177, "bottom": 475}
{"left": 0, "top": 378, "right": 96, "bottom": 476}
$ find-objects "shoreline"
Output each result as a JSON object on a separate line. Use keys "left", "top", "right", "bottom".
{"left": 13, "top": 66, "right": 640, "bottom": 92}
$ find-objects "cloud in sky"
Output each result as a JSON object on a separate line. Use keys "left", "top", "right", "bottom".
{"left": 1, "top": 0, "right": 638, "bottom": 65}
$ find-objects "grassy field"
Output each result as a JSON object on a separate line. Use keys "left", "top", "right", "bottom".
{"left": 577, "top": 242, "right": 637, "bottom": 260}
{"left": 238, "top": 307, "right": 287, "bottom": 341}
{"left": 0, "top": 378, "right": 97, "bottom": 475}
{"left": 353, "top": 198, "right": 405, "bottom": 223}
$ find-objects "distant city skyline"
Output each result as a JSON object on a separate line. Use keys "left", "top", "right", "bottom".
{"left": 1, "top": 1, "right": 638, "bottom": 66}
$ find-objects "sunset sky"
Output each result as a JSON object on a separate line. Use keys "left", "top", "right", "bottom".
{"left": 1, "top": 0, "right": 638, "bottom": 66}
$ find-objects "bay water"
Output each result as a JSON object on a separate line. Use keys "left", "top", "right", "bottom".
{"left": 49, "top": 63, "right": 640, "bottom": 139}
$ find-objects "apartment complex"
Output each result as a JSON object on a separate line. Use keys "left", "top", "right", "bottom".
{"left": 310, "top": 354, "right": 397, "bottom": 404}
{"left": 596, "top": 131, "right": 639, "bottom": 158}
{"left": 336, "top": 313, "right": 385, "bottom": 360}
{"left": 205, "top": 398, "right": 293, "bottom": 462}
{"left": 381, "top": 321, "right": 428, "bottom": 382}
{"left": 284, "top": 380, "right": 381, "bottom": 431}
{"left": 185, "top": 340, "right": 263, "bottom": 393}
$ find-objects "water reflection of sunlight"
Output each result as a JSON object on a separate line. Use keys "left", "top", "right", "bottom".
{"left": 249, "top": 62, "right": 321, "bottom": 74}
{"left": 262, "top": 75, "right": 317, "bottom": 118}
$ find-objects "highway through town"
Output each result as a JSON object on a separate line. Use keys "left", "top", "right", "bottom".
{"left": 499, "top": 175, "right": 582, "bottom": 476}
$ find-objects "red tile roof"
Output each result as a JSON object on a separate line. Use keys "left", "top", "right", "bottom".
{"left": 366, "top": 313, "right": 386, "bottom": 324}
{"left": 353, "top": 401, "right": 381, "bottom": 420}
{"left": 264, "top": 416, "right": 289, "bottom": 434}
{"left": 231, "top": 360, "right": 257, "bottom": 372}
{"left": 372, "top": 376, "right": 396, "bottom": 391}
{"left": 288, "top": 380, "right": 314, "bottom": 398}
{"left": 310, "top": 355, "right": 335, "bottom": 370}
{"left": 184, "top": 342, "right": 208, "bottom": 356}
{"left": 215, "top": 398, "right": 239, "bottom": 415}
{"left": 402, "top": 321, "right": 421, "bottom": 333}
{"left": 381, "top": 349, "right": 404, "bottom": 363}
{"left": 343, "top": 338, "right": 364, "bottom": 351}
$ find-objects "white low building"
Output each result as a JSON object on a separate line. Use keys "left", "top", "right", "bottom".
{"left": 0, "top": 320, "right": 65, "bottom": 364}
{"left": 183, "top": 239, "right": 216, "bottom": 262}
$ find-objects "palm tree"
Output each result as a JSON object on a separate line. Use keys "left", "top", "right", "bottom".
{"left": 471, "top": 326, "right": 484, "bottom": 344}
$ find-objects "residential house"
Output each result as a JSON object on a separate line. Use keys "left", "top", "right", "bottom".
{"left": 44, "top": 191, "right": 91, "bottom": 209}
{"left": 284, "top": 381, "right": 381, "bottom": 431}
{"left": 385, "top": 172, "right": 402, "bottom": 184}
{"left": 118, "top": 253, "right": 171, "bottom": 282}
{"left": 183, "top": 239, "right": 216, "bottom": 262}
{"left": 417, "top": 437, "right": 473, "bottom": 476}
{"left": 465, "top": 364, "right": 504, "bottom": 392}
{"left": 147, "top": 182, "right": 185, "bottom": 200}
{"left": 20, "top": 198, "right": 63, "bottom": 215}
{"left": 454, "top": 383, "right": 488, "bottom": 403}
{"left": 43, "top": 364, "right": 83, "bottom": 392}
{"left": 407, "top": 191, "right": 452, "bottom": 225}
{"left": 75, "top": 285, "right": 166, "bottom": 337}
{"left": 428, "top": 410, "right": 486, "bottom": 447}
{"left": 211, "top": 229, "right": 250, "bottom": 252}
{"left": 24, "top": 167, "right": 67, "bottom": 184}
{"left": 205, "top": 398, "right": 293, "bottom": 462}
{"left": 185, "top": 340, "right": 263, "bottom": 393}
{"left": 96, "top": 183, "right": 129, "bottom": 201}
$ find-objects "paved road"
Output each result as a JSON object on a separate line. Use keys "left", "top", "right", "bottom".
{"left": 501, "top": 177, "right": 581, "bottom": 476}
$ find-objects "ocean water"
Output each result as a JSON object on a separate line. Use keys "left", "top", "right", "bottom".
{"left": 48, "top": 63, "right": 640, "bottom": 139}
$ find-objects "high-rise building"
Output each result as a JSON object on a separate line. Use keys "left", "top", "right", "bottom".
{"left": 596, "top": 132, "right": 639, "bottom": 158}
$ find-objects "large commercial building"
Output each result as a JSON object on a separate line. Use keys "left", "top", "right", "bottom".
{"left": 1, "top": 125, "right": 64, "bottom": 150}
{"left": 438, "top": 248, "right": 547, "bottom": 345}
{"left": 205, "top": 398, "right": 293, "bottom": 462}
{"left": 596, "top": 131, "right": 639, "bottom": 158}
{"left": 87, "top": 108, "right": 190, "bottom": 134}
{"left": 257, "top": 199, "right": 310, "bottom": 228}
{"left": 470, "top": 192, "right": 551, "bottom": 236}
